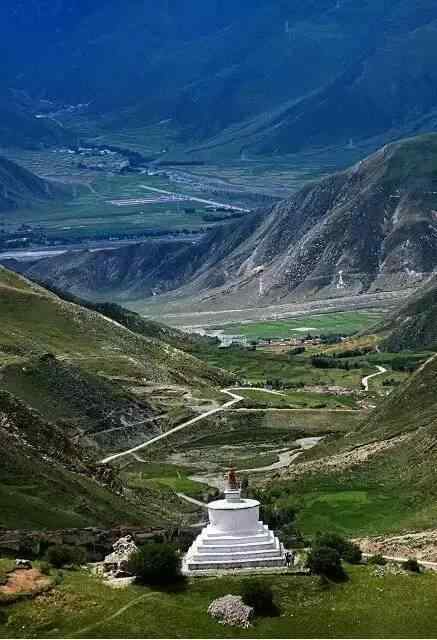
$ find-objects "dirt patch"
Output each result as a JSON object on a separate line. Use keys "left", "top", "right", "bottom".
{"left": 0, "top": 568, "right": 52, "bottom": 599}
{"left": 356, "top": 529, "right": 437, "bottom": 563}
{"left": 282, "top": 434, "right": 410, "bottom": 478}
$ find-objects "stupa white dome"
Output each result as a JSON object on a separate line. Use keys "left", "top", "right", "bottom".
{"left": 183, "top": 469, "right": 286, "bottom": 574}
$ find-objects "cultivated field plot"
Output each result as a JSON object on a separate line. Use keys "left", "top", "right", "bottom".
{"left": 0, "top": 145, "right": 252, "bottom": 240}
{"left": 214, "top": 310, "right": 384, "bottom": 340}
{"left": 2, "top": 172, "right": 228, "bottom": 240}
{"left": 194, "top": 345, "right": 373, "bottom": 388}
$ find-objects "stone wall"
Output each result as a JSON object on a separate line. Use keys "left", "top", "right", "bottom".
{"left": 0, "top": 526, "right": 165, "bottom": 561}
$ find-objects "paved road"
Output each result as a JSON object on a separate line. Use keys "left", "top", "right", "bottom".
{"left": 141, "top": 185, "right": 250, "bottom": 212}
{"left": 100, "top": 389, "right": 244, "bottom": 464}
{"left": 361, "top": 365, "right": 387, "bottom": 391}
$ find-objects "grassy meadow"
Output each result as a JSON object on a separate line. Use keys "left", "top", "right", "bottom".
{"left": 2, "top": 565, "right": 437, "bottom": 638}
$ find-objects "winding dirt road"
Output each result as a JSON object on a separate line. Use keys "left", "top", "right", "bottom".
{"left": 100, "top": 386, "right": 361, "bottom": 465}
{"left": 100, "top": 389, "right": 244, "bottom": 464}
{"left": 361, "top": 365, "right": 387, "bottom": 391}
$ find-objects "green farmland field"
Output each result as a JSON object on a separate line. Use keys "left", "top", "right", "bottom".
{"left": 218, "top": 311, "right": 384, "bottom": 341}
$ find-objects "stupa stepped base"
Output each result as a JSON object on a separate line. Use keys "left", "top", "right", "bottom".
{"left": 183, "top": 557, "right": 286, "bottom": 573}
{"left": 183, "top": 522, "right": 286, "bottom": 573}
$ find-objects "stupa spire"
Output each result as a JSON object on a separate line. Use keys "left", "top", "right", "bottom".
{"left": 224, "top": 467, "right": 241, "bottom": 502}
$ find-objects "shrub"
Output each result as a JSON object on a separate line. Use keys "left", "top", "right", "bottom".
{"left": 368, "top": 554, "right": 387, "bottom": 566}
{"left": 241, "top": 579, "right": 277, "bottom": 615}
{"left": 173, "top": 530, "right": 196, "bottom": 553}
{"left": 403, "top": 558, "right": 421, "bottom": 573}
{"left": 128, "top": 543, "right": 181, "bottom": 585}
{"left": 39, "top": 561, "right": 51, "bottom": 576}
{"left": 342, "top": 543, "right": 362, "bottom": 564}
{"left": 260, "top": 503, "right": 296, "bottom": 530}
{"left": 45, "top": 545, "right": 87, "bottom": 569}
{"left": 315, "top": 533, "right": 362, "bottom": 564}
{"left": 306, "top": 546, "right": 346, "bottom": 580}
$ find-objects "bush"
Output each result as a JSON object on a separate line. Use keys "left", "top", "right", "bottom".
{"left": 39, "top": 561, "right": 51, "bottom": 576}
{"left": 128, "top": 543, "right": 181, "bottom": 585}
{"left": 306, "top": 546, "right": 346, "bottom": 580}
{"left": 241, "top": 579, "right": 277, "bottom": 615}
{"left": 342, "top": 543, "right": 362, "bottom": 564}
{"left": 315, "top": 533, "right": 362, "bottom": 564}
{"left": 367, "top": 554, "right": 387, "bottom": 566}
{"left": 45, "top": 545, "right": 87, "bottom": 569}
{"left": 403, "top": 558, "right": 421, "bottom": 573}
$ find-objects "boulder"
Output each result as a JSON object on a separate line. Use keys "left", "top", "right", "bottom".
{"left": 208, "top": 595, "right": 253, "bottom": 628}
{"left": 103, "top": 535, "right": 138, "bottom": 576}
{"left": 15, "top": 558, "right": 32, "bottom": 570}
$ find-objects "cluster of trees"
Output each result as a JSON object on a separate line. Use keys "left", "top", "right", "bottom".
{"left": 330, "top": 347, "right": 373, "bottom": 359}
{"left": 382, "top": 377, "right": 401, "bottom": 387}
{"left": 128, "top": 543, "right": 181, "bottom": 585}
{"left": 311, "top": 355, "right": 368, "bottom": 370}
{"left": 250, "top": 485, "right": 304, "bottom": 548}
{"left": 306, "top": 533, "right": 362, "bottom": 581}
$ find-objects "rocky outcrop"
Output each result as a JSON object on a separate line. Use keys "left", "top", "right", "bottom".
{"left": 102, "top": 535, "right": 139, "bottom": 576}
{"left": 356, "top": 530, "right": 437, "bottom": 563}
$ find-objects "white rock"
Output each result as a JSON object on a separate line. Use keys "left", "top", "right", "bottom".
{"left": 208, "top": 595, "right": 253, "bottom": 628}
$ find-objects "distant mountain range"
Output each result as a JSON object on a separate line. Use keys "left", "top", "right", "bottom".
{"left": 18, "top": 134, "right": 437, "bottom": 310}
{"left": 3, "top": 1, "right": 437, "bottom": 154}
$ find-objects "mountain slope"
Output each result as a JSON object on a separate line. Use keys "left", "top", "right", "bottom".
{"left": 0, "top": 266, "right": 231, "bottom": 452}
{"left": 0, "top": 98, "right": 73, "bottom": 149}
{"left": 0, "top": 266, "right": 232, "bottom": 528}
{"left": 3, "top": 2, "right": 437, "bottom": 153}
{"left": 0, "top": 389, "right": 163, "bottom": 529}
{"left": 252, "top": 13, "right": 437, "bottom": 154}
{"left": 0, "top": 156, "right": 66, "bottom": 212}
{"left": 21, "top": 134, "right": 437, "bottom": 310}
{"left": 379, "top": 275, "right": 437, "bottom": 351}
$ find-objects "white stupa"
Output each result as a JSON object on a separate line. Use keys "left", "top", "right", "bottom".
{"left": 183, "top": 469, "right": 286, "bottom": 574}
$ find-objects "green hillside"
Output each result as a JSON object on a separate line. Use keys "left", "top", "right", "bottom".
{"left": 277, "top": 352, "right": 437, "bottom": 537}
{"left": 0, "top": 266, "right": 228, "bottom": 389}
{"left": 0, "top": 267, "right": 230, "bottom": 452}
{"left": 0, "top": 389, "right": 163, "bottom": 529}
{"left": 0, "top": 266, "right": 232, "bottom": 528}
